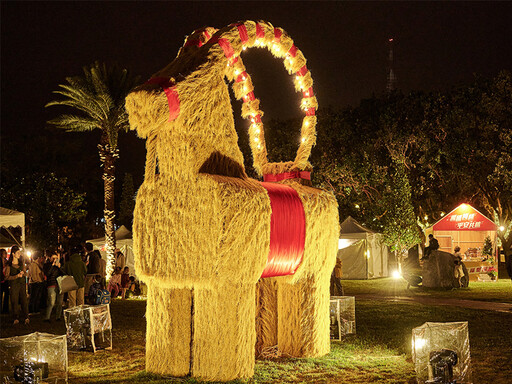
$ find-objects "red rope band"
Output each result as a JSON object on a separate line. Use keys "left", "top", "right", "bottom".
{"left": 274, "top": 28, "right": 282, "bottom": 42}
{"left": 263, "top": 171, "right": 311, "bottom": 182}
{"left": 145, "top": 77, "right": 180, "bottom": 121}
{"left": 256, "top": 23, "right": 265, "bottom": 39}
{"left": 236, "top": 23, "right": 249, "bottom": 44}
{"left": 287, "top": 44, "right": 298, "bottom": 57}
{"left": 211, "top": 37, "right": 235, "bottom": 58}
{"left": 305, "top": 108, "right": 316, "bottom": 116}
{"left": 259, "top": 182, "right": 305, "bottom": 278}
{"left": 297, "top": 65, "right": 308, "bottom": 77}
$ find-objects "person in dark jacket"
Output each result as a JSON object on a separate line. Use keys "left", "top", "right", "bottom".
{"left": 5, "top": 245, "right": 29, "bottom": 325}
{"left": 64, "top": 247, "right": 87, "bottom": 308}
{"left": 421, "top": 234, "right": 440, "bottom": 260}
{"left": 0, "top": 248, "right": 10, "bottom": 314}
{"left": 84, "top": 243, "right": 100, "bottom": 297}
{"left": 43, "top": 254, "right": 64, "bottom": 322}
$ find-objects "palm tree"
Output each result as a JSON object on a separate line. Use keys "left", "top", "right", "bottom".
{"left": 46, "top": 61, "right": 140, "bottom": 278}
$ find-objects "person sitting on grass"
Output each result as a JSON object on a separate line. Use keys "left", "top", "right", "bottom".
{"left": 125, "top": 276, "right": 141, "bottom": 298}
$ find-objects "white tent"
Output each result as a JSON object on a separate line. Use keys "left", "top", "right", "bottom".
{"left": 337, "top": 216, "right": 389, "bottom": 279}
{"left": 0, "top": 207, "right": 25, "bottom": 248}
{"left": 86, "top": 225, "right": 136, "bottom": 278}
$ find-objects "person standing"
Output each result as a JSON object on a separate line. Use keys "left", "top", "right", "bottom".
{"left": 330, "top": 258, "right": 344, "bottom": 296}
{"left": 64, "top": 245, "right": 87, "bottom": 307}
{"left": 28, "top": 252, "right": 46, "bottom": 314}
{"left": 98, "top": 252, "right": 107, "bottom": 289}
{"left": 83, "top": 243, "right": 100, "bottom": 296}
{"left": 43, "top": 254, "right": 64, "bottom": 322}
{"left": 453, "top": 246, "right": 465, "bottom": 288}
{"left": 115, "top": 249, "right": 125, "bottom": 271}
{"left": 0, "top": 248, "right": 10, "bottom": 314}
{"left": 5, "top": 245, "right": 29, "bottom": 325}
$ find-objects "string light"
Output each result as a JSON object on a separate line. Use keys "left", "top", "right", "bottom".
{"left": 301, "top": 137, "right": 306, "bottom": 143}
{"left": 304, "top": 121, "right": 309, "bottom": 127}
{"left": 254, "top": 137, "right": 259, "bottom": 142}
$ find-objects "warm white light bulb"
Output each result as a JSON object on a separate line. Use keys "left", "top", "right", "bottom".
{"left": 305, "top": 121, "right": 309, "bottom": 127}
{"left": 254, "top": 137, "right": 259, "bottom": 142}
{"left": 235, "top": 69, "right": 240, "bottom": 75}
{"left": 255, "top": 129, "right": 260, "bottom": 134}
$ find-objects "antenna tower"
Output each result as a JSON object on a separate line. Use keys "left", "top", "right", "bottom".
{"left": 386, "top": 38, "right": 397, "bottom": 93}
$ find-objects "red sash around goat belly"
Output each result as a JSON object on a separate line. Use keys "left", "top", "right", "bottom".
{"left": 259, "top": 182, "right": 306, "bottom": 278}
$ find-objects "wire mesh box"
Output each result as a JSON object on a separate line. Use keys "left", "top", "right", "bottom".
{"left": 0, "top": 332, "right": 67, "bottom": 383}
{"left": 64, "top": 304, "right": 112, "bottom": 353}
{"left": 412, "top": 321, "right": 471, "bottom": 384}
{"left": 330, "top": 296, "right": 356, "bottom": 340}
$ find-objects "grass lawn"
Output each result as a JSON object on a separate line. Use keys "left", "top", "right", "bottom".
{"left": 342, "top": 277, "right": 512, "bottom": 303}
{"left": 2, "top": 296, "right": 511, "bottom": 384}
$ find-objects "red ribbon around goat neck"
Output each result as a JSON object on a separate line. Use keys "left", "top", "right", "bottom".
{"left": 145, "top": 77, "right": 180, "bottom": 121}
{"left": 259, "top": 182, "right": 306, "bottom": 278}
{"left": 263, "top": 171, "right": 311, "bottom": 182}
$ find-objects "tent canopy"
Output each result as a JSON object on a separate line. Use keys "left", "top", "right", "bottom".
{"left": 0, "top": 207, "right": 25, "bottom": 228}
{"left": 0, "top": 207, "right": 25, "bottom": 248}
{"left": 339, "top": 216, "right": 375, "bottom": 239}
{"left": 87, "top": 225, "right": 132, "bottom": 246}
{"left": 338, "top": 216, "right": 389, "bottom": 279}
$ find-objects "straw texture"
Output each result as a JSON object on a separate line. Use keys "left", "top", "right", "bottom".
{"left": 126, "top": 20, "right": 339, "bottom": 381}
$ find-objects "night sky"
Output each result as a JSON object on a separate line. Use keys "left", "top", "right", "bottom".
{"left": 2, "top": 1, "right": 512, "bottom": 186}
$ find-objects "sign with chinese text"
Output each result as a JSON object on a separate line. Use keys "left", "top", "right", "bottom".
{"left": 432, "top": 204, "right": 497, "bottom": 231}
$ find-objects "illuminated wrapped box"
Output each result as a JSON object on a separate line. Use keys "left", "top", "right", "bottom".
{"left": 64, "top": 304, "right": 112, "bottom": 353}
{"left": 412, "top": 322, "right": 471, "bottom": 384}
{"left": 330, "top": 296, "right": 356, "bottom": 341}
{"left": 0, "top": 332, "right": 67, "bottom": 383}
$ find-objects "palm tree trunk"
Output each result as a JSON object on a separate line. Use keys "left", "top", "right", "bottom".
{"left": 99, "top": 136, "right": 119, "bottom": 279}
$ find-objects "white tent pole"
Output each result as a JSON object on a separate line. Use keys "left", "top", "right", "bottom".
{"left": 21, "top": 226, "right": 25, "bottom": 248}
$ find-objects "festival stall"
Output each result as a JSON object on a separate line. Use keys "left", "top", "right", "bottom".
{"left": 337, "top": 216, "right": 389, "bottom": 279}
{"left": 426, "top": 204, "right": 497, "bottom": 281}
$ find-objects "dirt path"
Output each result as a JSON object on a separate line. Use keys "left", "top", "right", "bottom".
{"left": 355, "top": 294, "right": 512, "bottom": 313}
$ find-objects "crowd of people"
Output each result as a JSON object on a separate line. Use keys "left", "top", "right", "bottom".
{"left": 0, "top": 243, "right": 141, "bottom": 326}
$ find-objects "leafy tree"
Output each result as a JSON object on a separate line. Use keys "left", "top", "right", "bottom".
{"left": 46, "top": 61, "right": 140, "bottom": 277}
{"left": 119, "top": 173, "right": 135, "bottom": 229}
{"left": 1, "top": 173, "right": 86, "bottom": 250}
{"left": 439, "top": 71, "right": 512, "bottom": 277}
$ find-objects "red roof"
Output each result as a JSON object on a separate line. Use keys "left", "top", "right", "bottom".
{"left": 432, "top": 204, "right": 497, "bottom": 231}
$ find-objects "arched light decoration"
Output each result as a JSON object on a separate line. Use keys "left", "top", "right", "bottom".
{"left": 183, "top": 21, "right": 318, "bottom": 176}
